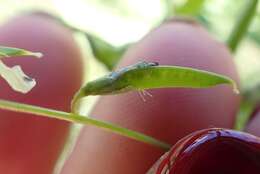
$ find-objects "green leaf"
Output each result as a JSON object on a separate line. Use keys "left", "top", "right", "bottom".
{"left": 175, "top": 0, "right": 205, "bottom": 16}
{"left": 0, "top": 46, "right": 42, "bottom": 58}
{"left": 71, "top": 61, "right": 239, "bottom": 112}
{"left": 226, "top": 0, "right": 258, "bottom": 52}
{"left": 86, "top": 34, "right": 127, "bottom": 70}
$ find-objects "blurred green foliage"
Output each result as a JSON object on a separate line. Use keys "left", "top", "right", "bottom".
{"left": 174, "top": 0, "right": 205, "bottom": 16}
{"left": 86, "top": 34, "right": 127, "bottom": 70}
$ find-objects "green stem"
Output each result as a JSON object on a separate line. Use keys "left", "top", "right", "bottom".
{"left": 234, "top": 100, "right": 256, "bottom": 130}
{"left": 71, "top": 89, "right": 84, "bottom": 114}
{"left": 227, "top": 0, "right": 258, "bottom": 52}
{"left": 0, "top": 99, "right": 171, "bottom": 150}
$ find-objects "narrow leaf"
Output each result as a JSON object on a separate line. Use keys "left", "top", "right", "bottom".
{"left": 0, "top": 46, "right": 42, "bottom": 58}
{"left": 72, "top": 61, "right": 239, "bottom": 111}
{"left": 87, "top": 34, "right": 127, "bottom": 70}
{"left": 226, "top": 0, "right": 258, "bottom": 52}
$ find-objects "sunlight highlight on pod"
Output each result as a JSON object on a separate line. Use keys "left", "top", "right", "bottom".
{"left": 71, "top": 61, "right": 239, "bottom": 112}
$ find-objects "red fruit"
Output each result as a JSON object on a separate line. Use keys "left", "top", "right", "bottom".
{"left": 148, "top": 128, "right": 260, "bottom": 174}
{"left": 62, "top": 18, "right": 240, "bottom": 174}
{"left": 0, "top": 13, "right": 83, "bottom": 174}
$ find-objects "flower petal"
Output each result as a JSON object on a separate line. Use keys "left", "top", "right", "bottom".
{"left": 0, "top": 61, "right": 36, "bottom": 93}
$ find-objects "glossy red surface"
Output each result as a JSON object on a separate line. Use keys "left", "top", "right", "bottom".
{"left": 148, "top": 128, "right": 260, "bottom": 174}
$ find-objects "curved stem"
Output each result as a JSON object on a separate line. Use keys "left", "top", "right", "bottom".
{"left": 0, "top": 99, "right": 171, "bottom": 150}
{"left": 70, "top": 89, "right": 84, "bottom": 114}
{"left": 227, "top": 0, "right": 258, "bottom": 52}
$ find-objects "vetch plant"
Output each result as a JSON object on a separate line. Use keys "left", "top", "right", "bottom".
{"left": 61, "top": 0, "right": 259, "bottom": 174}
{"left": 0, "top": 60, "right": 239, "bottom": 173}
{"left": 0, "top": 0, "right": 259, "bottom": 174}
{"left": 71, "top": 61, "right": 238, "bottom": 113}
{"left": 0, "top": 62, "right": 237, "bottom": 148}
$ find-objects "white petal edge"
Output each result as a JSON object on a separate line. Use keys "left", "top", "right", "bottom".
{"left": 0, "top": 61, "right": 36, "bottom": 93}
